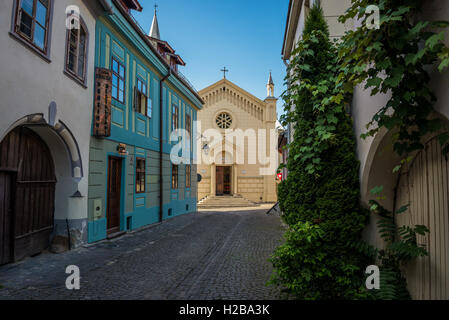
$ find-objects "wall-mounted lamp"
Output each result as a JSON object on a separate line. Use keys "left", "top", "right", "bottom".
{"left": 117, "top": 143, "right": 129, "bottom": 156}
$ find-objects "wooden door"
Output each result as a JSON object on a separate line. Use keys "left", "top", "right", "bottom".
{"left": 223, "top": 167, "right": 231, "bottom": 195}
{"left": 216, "top": 166, "right": 224, "bottom": 196}
{"left": 395, "top": 136, "right": 449, "bottom": 299}
{"left": 0, "top": 172, "right": 14, "bottom": 265}
{"left": 0, "top": 126, "right": 56, "bottom": 263}
{"left": 107, "top": 157, "right": 122, "bottom": 233}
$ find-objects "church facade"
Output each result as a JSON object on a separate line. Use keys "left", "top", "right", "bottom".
{"left": 196, "top": 75, "right": 279, "bottom": 203}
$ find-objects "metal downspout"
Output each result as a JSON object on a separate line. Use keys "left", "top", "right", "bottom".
{"left": 159, "top": 69, "right": 171, "bottom": 222}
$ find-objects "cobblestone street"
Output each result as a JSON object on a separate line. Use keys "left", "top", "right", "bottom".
{"left": 0, "top": 208, "right": 284, "bottom": 300}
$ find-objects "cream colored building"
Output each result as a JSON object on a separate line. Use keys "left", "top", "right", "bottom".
{"left": 196, "top": 75, "right": 279, "bottom": 203}
{"left": 282, "top": 0, "right": 449, "bottom": 299}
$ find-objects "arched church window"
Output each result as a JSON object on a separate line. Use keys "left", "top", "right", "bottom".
{"left": 216, "top": 112, "right": 232, "bottom": 129}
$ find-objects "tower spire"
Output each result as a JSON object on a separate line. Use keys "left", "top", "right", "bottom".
{"left": 267, "top": 71, "right": 275, "bottom": 97}
{"left": 149, "top": 4, "right": 160, "bottom": 39}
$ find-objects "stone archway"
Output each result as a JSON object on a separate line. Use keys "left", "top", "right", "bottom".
{"left": 0, "top": 114, "right": 87, "bottom": 257}
{"left": 0, "top": 114, "right": 83, "bottom": 180}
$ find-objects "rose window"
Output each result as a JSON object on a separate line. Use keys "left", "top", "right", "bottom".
{"left": 215, "top": 112, "right": 232, "bottom": 129}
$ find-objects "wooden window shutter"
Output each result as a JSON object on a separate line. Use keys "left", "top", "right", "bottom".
{"left": 140, "top": 93, "right": 146, "bottom": 115}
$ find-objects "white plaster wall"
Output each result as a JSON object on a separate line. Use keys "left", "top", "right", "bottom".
{"left": 321, "top": 0, "right": 353, "bottom": 39}
{"left": 293, "top": 1, "right": 307, "bottom": 45}
{"left": 0, "top": 0, "right": 98, "bottom": 220}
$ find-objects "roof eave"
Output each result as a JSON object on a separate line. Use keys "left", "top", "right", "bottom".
{"left": 282, "top": 0, "right": 303, "bottom": 60}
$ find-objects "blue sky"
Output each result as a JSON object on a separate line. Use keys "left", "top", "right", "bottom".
{"left": 132, "top": 0, "right": 289, "bottom": 119}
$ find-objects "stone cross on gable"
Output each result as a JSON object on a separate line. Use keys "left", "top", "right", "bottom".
{"left": 221, "top": 67, "right": 229, "bottom": 79}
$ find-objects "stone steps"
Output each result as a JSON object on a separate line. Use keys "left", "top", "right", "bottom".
{"left": 198, "top": 195, "right": 258, "bottom": 209}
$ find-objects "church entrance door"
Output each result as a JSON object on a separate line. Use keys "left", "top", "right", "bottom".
{"left": 216, "top": 166, "right": 231, "bottom": 196}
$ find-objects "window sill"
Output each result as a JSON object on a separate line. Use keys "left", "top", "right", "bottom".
{"left": 112, "top": 98, "right": 126, "bottom": 106}
{"left": 9, "top": 31, "right": 51, "bottom": 63}
{"left": 63, "top": 70, "right": 88, "bottom": 89}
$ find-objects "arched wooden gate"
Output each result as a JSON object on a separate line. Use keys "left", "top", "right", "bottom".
{"left": 395, "top": 136, "right": 449, "bottom": 299}
{"left": 0, "top": 127, "right": 56, "bottom": 265}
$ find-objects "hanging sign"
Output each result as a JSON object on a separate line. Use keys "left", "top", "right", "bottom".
{"left": 93, "top": 68, "right": 112, "bottom": 137}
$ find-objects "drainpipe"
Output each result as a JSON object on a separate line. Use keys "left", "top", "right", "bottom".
{"left": 159, "top": 69, "right": 171, "bottom": 222}
{"left": 98, "top": 0, "right": 113, "bottom": 14}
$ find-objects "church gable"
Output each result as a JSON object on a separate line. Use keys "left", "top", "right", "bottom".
{"left": 199, "top": 79, "right": 266, "bottom": 122}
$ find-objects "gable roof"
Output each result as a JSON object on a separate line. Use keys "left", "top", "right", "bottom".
{"left": 198, "top": 78, "right": 266, "bottom": 106}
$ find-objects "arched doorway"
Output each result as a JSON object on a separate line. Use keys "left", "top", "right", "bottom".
{"left": 0, "top": 126, "right": 56, "bottom": 265}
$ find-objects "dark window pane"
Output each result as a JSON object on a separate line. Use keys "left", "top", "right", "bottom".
{"left": 70, "top": 29, "right": 78, "bottom": 45}
{"left": 34, "top": 24, "right": 46, "bottom": 49}
{"left": 36, "top": 1, "right": 47, "bottom": 26}
{"left": 19, "top": 12, "right": 32, "bottom": 38}
{"left": 68, "top": 52, "right": 75, "bottom": 71}
{"left": 21, "top": 0, "right": 33, "bottom": 15}
{"left": 77, "top": 54, "right": 85, "bottom": 77}
{"left": 77, "top": 32, "right": 86, "bottom": 77}
{"left": 136, "top": 159, "right": 145, "bottom": 193}
{"left": 67, "top": 30, "right": 77, "bottom": 72}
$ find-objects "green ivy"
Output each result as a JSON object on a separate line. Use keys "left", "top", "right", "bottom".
{"left": 272, "top": 4, "right": 370, "bottom": 299}
{"left": 338, "top": 0, "right": 449, "bottom": 158}
{"left": 280, "top": 3, "right": 348, "bottom": 176}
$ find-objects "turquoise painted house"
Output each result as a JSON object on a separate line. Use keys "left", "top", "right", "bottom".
{"left": 88, "top": 0, "right": 203, "bottom": 243}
